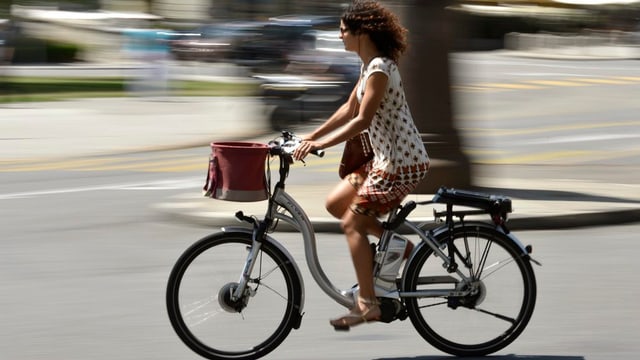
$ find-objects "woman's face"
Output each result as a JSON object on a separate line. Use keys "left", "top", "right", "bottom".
{"left": 339, "top": 21, "right": 357, "bottom": 52}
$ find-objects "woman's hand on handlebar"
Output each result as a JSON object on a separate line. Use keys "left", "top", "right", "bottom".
{"left": 293, "top": 139, "right": 323, "bottom": 161}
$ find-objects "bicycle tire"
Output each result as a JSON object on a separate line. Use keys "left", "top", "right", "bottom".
{"left": 403, "top": 224, "right": 536, "bottom": 357}
{"left": 166, "top": 231, "right": 303, "bottom": 360}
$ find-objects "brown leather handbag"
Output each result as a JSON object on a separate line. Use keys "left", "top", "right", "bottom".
{"left": 338, "top": 131, "right": 374, "bottom": 179}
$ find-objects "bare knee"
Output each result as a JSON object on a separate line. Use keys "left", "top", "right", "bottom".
{"left": 326, "top": 180, "right": 356, "bottom": 219}
{"left": 341, "top": 209, "right": 384, "bottom": 239}
{"left": 340, "top": 214, "right": 354, "bottom": 234}
{"left": 326, "top": 198, "right": 346, "bottom": 219}
{"left": 340, "top": 211, "right": 370, "bottom": 237}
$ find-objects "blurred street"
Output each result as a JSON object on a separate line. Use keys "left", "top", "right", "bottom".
{"left": 3, "top": 0, "right": 640, "bottom": 358}
{"left": 1, "top": 48, "right": 640, "bottom": 359}
{"left": 2, "top": 52, "right": 639, "bottom": 170}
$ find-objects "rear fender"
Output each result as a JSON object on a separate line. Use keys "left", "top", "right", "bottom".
{"left": 418, "top": 222, "right": 539, "bottom": 264}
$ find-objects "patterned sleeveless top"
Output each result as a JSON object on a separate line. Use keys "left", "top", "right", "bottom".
{"left": 356, "top": 57, "right": 429, "bottom": 197}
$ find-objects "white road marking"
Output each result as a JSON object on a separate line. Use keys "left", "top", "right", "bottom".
{"left": 516, "top": 134, "right": 640, "bottom": 145}
{"left": 0, "top": 178, "right": 201, "bottom": 200}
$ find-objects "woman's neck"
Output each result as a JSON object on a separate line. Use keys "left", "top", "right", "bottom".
{"left": 357, "top": 36, "right": 381, "bottom": 67}
{"left": 362, "top": 54, "right": 380, "bottom": 68}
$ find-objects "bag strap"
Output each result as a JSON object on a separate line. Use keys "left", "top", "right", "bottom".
{"left": 203, "top": 155, "right": 218, "bottom": 197}
{"left": 351, "top": 99, "right": 359, "bottom": 120}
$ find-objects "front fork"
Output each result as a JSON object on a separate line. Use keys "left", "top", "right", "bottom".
{"left": 231, "top": 216, "right": 272, "bottom": 303}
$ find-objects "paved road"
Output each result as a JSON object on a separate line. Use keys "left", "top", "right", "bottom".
{"left": 1, "top": 52, "right": 639, "bottom": 360}
{"left": 2, "top": 211, "right": 639, "bottom": 359}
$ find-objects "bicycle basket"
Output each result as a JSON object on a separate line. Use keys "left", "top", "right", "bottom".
{"left": 203, "top": 142, "right": 270, "bottom": 202}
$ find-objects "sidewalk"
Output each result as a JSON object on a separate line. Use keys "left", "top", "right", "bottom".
{"left": 153, "top": 175, "right": 640, "bottom": 233}
{"left": 0, "top": 96, "right": 269, "bottom": 160}
{"left": 503, "top": 32, "right": 640, "bottom": 60}
{"left": 2, "top": 95, "right": 639, "bottom": 232}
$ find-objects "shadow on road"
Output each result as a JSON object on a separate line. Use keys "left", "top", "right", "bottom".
{"left": 473, "top": 186, "right": 640, "bottom": 205}
{"left": 374, "top": 355, "right": 585, "bottom": 360}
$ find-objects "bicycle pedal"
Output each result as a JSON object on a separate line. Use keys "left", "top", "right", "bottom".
{"left": 378, "top": 298, "right": 405, "bottom": 323}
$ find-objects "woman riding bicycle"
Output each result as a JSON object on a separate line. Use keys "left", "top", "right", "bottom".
{"left": 293, "top": 0, "right": 430, "bottom": 330}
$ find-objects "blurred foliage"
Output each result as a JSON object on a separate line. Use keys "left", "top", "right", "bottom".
{"left": 0, "top": 77, "right": 259, "bottom": 103}
{"left": 0, "top": 77, "right": 125, "bottom": 98}
{"left": 44, "top": 41, "right": 78, "bottom": 62}
{"left": 11, "top": 37, "right": 80, "bottom": 63}
{"left": 1, "top": 0, "right": 100, "bottom": 17}
{"left": 451, "top": 9, "right": 602, "bottom": 50}
{"left": 0, "top": 0, "right": 100, "bottom": 10}
{"left": 2, "top": 1, "right": 638, "bottom": 60}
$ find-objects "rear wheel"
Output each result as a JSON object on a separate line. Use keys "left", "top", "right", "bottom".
{"left": 403, "top": 225, "right": 536, "bottom": 356}
{"left": 166, "top": 231, "right": 302, "bottom": 360}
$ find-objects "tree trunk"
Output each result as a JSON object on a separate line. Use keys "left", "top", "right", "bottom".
{"left": 393, "top": 0, "right": 472, "bottom": 193}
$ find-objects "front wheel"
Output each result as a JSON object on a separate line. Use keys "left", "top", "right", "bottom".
{"left": 403, "top": 225, "right": 537, "bottom": 357}
{"left": 166, "top": 231, "right": 303, "bottom": 360}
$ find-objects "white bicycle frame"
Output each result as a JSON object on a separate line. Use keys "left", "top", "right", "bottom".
{"left": 223, "top": 134, "right": 536, "bottom": 315}
{"left": 227, "top": 184, "right": 532, "bottom": 312}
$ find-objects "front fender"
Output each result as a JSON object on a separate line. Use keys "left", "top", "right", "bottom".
{"left": 221, "top": 226, "right": 306, "bottom": 314}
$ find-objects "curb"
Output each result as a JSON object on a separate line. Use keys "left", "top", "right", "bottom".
{"left": 506, "top": 208, "right": 640, "bottom": 231}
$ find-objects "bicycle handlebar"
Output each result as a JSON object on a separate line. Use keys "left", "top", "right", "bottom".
{"left": 268, "top": 131, "right": 325, "bottom": 159}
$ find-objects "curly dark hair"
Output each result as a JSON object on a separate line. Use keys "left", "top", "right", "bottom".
{"left": 340, "top": 0, "right": 408, "bottom": 63}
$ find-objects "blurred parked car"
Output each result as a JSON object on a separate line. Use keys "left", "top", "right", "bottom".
{"left": 255, "top": 30, "right": 360, "bottom": 130}
{"left": 0, "top": 19, "right": 17, "bottom": 64}
{"left": 169, "top": 21, "right": 265, "bottom": 62}
{"left": 234, "top": 14, "right": 339, "bottom": 73}
{"left": 170, "top": 15, "right": 340, "bottom": 72}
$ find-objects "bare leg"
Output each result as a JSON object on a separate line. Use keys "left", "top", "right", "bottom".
{"left": 341, "top": 209, "right": 380, "bottom": 301}
{"left": 326, "top": 179, "right": 384, "bottom": 238}
{"left": 328, "top": 209, "right": 382, "bottom": 330}
{"left": 327, "top": 179, "right": 414, "bottom": 330}
{"left": 325, "top": 178, "right": 356, "bottom": 219}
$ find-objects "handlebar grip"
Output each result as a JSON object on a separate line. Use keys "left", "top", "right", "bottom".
{"left": 311, "top": 149, "right": 325, "bottom": 158}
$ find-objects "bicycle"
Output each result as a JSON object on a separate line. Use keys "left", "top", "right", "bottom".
{"left": 166, "top": 131, "right": 541, "bottom": 360}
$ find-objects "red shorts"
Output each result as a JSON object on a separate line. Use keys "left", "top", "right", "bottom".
{"left": 347, "top": 163, "right": 428, "bottom": 218}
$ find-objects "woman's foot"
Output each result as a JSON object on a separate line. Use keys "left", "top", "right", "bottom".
{"left": 330, "top": 297, "right": 381, "bottom": 331}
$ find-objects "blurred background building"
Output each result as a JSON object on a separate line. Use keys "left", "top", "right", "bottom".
{"left": 2, "top": 0, "right": 639, "bottom": 64}
{"left": 1, "top": 0, "right": 639, "bottom": 191}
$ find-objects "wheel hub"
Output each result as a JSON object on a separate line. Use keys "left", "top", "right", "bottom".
{"left": 448, "top": 280, "right": 486, "bottom": 309}
{"left": 218, "top": 282, "right": 248, "bottom": 313}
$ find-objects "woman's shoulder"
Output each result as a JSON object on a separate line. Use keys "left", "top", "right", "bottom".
{"left": 367, "top": 57, "right": 397, "bottom": 74}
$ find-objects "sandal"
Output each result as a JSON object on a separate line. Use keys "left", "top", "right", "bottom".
{"left": 330, "top": 297, "right": 381, "bottom": 331}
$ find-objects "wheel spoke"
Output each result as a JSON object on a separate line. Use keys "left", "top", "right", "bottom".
{"left": 418, "top": 300, "right": 448, "bottom": 309}
{"left": 166, "top": 233, "right": 302, "bottom": 359}
{"left": 251, "top": 259, "right": 291, "bottom": 301}
{"left": 256, "top": 259, "right": 289, "bottom": 282}
{"left": 253, "top": 279, "right": 290, "bottom": 303}
{"left": 182, "top": 296, "right": 222, "bottom": 327}
{"left": 480, "top": 256, "right": 515, "bottom": 281}
{"left": 474, "top": 307, "right": 516, "bottom": 325}
{"left": 404, "top": 226, "right": 536, "bottom": 357}
{"left": 474, "top": 236, "right": 492, "bottom": 280}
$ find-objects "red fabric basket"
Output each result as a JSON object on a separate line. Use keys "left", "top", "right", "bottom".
{"left": 203, "top": 142, "right": 270, "bottom": 202}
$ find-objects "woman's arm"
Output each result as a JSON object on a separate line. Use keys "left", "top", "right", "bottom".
{"left": 304, "top": 82, "right": 360, "bottom": 141}
{"left": 294, "top": 72, "right": 388, "bottom": 160}
{"left": 316, "top": 71, "right": 387, "bottom": 149}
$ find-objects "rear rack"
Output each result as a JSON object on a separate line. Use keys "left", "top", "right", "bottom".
{"left": 384, "top": 187, "right": 513, "bottom": 231}
{"left": 431, "top": 186, "right": 512, "bottom": 215}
